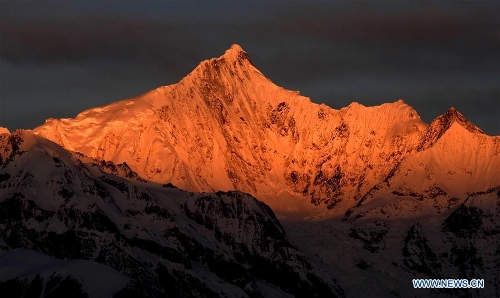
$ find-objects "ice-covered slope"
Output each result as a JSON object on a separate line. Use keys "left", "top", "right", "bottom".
{"left": 344, "top": 108, "right": 500, "bottom": 221}
{"left": 0, "top": 130, "right": 344, "bottom": 297}
{"left": 33, "top": 44, "right": 499, "bottom": 216}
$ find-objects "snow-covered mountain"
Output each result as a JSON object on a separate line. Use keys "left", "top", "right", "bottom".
{"left": 32, "top": 45, "right": 499, "bottom": 217}
{"left": 1, "top": 44, "right": 499, "bottom": 297}
{"left": 0, "top": 130, "right": 343, "bottom": 297}
{"left": 1, "top": 129, "right": 498, "bottom": 297}
{"left": 342, "top": 108, "right": 499, "bottom": 221}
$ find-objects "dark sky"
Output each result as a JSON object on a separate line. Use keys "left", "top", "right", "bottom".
{"left": 1, "top": 1, "right": 499, "bottom": 135}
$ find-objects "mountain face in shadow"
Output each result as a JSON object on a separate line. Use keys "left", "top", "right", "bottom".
{"left": 0, "top": 130, "right": 344, "bottom": 298}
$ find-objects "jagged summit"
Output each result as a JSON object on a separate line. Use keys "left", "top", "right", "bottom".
{"left": 221, "top": 44, "right": 252, "bottom": 63}
{"left": 418, "top": 107, "right": 484, "bottom": 151}
{"left": 229, "top": 43, "right": 245, "bottom": 52}
{"left": 199, "top": 44, "right": 253, "bottom": 69}
{"left": 0, "top": 127, "right": 10, "bottom": 135}
{"left": 175, "top": 43, "right": 261, "bottom": 93}
{"left": 223, "top": 44, "right": 249, "bottom": 58}
{"left": 438, "top": 107, "right": 482, "bottom": 132}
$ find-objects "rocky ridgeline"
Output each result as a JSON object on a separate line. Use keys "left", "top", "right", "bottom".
{"left": 0, "top": 131, "right": 344, "bottom": 298}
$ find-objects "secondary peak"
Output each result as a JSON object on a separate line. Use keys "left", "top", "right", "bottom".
{"left": 0, "top": 127, "right": 10, "bottom": 135}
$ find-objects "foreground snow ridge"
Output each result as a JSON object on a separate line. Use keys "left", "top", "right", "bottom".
{"left": 0, "top": 130, "right": 344, "bottom": 297}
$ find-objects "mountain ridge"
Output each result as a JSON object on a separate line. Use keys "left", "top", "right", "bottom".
{"left": 417, "top": 107, "right": 485, "bottom": 151}
{"left": 32, "top": 44, "right": 499, "bottom": 217}
{"left": 0, "top": 129, "right": 344, "bottom": 297}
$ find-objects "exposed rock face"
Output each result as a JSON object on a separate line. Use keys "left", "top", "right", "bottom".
{"left": 32, "top": 45, "right": 499, "bottom": 216}
{"left": 0, "top": 131, "right": 344, "bottom": 297}
{"left": 344, "top": 117, "right": 499, "bottom": 222}
{"left": 418, "top": 107, "right": 485, "bottom": 151}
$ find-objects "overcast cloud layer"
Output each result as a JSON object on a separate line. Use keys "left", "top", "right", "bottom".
{"left": 1, "top": 1, "right": 498, "bottom": 134}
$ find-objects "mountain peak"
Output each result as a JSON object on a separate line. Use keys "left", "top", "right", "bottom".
{"left": 440, "top": 107, "right": 482, "bottom": 133}
{"left": 443, "top": 107, "right": 463, "bottom": 120}
{"left": 220, "top": 43, "right": 253, "bottom": 64}
{"left": 227, "top": 43, "right": 245, "bottom": 53}
{"left": 0, "top": 127, "right": 10, "bottom": 135}
{"left": 418, "top": 107, "right": 484, "bottom": 150}
{"left": 180, "top": 43, "right": 255, "bottom": 85}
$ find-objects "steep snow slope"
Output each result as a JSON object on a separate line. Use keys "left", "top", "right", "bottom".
{"left": 34, "top": 44, "right": 433, "bottom": 214}
{"left": 344, "top": 108, "right": 500, "bottom": 221}
{"left": 0, "top": 130, "right": 344, "bottom": 297}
